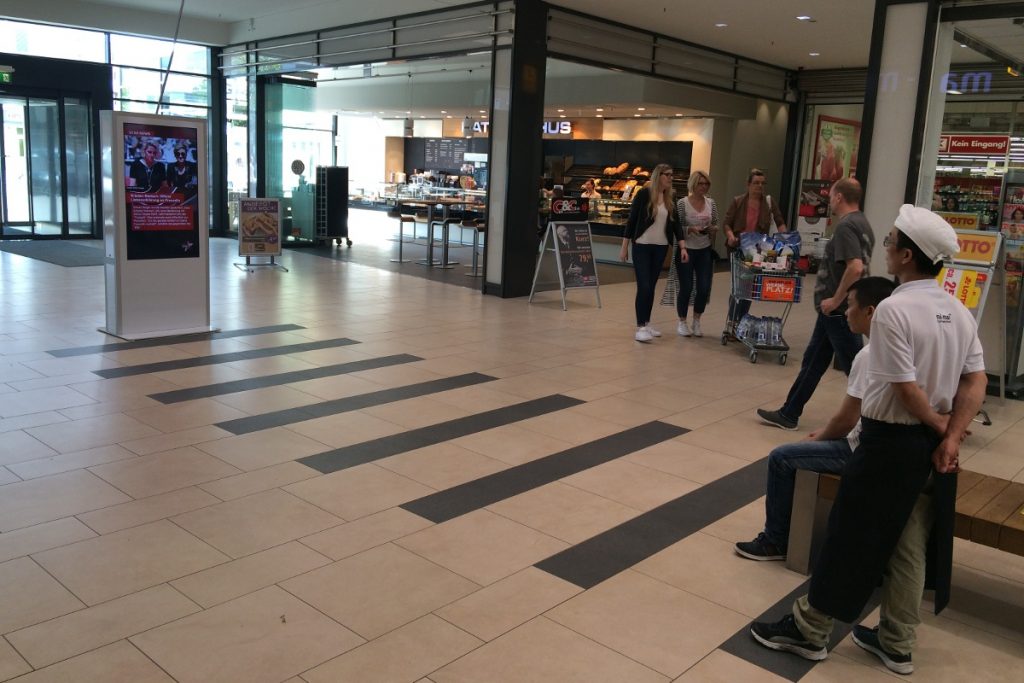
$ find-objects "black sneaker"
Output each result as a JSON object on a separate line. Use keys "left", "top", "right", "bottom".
{"left": 750, "top": 614, "right": 827, "bottom": 661}
{"left": 757, "top": 408, "right": 798, "bottom": 431}
{"left": 852, "top": 625, "right": 913, "bottom": 675}
{"left": 735, "top": 533, "right": 787, "bottom": 561}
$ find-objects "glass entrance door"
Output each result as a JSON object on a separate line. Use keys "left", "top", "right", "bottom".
{"left": 0, "top": 93, "right": 94, "bottom": 238}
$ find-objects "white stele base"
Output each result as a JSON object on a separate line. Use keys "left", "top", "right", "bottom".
{"left": 98, "top": 326, "right": 221, "bottom": 341}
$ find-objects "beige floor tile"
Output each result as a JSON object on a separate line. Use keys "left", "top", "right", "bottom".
{"left": 286, "top": 411, "right": 406, "bottom": 449}
{"left": 377, "top": 442, "right": 508, "bottom": 490}
{"left": 634, "top": 532, "right": 807, "bottom": 618}
{"left": 69, "top": 375, "right": 181, "bottom": 402}
{"left": 98, "top": 346, "right": 197, "bottom": 366}
{"left": 516, "top": 410, "right": 629, "bottom": 445}
{"left": 7, "top": 444, "right": 137, "bottom": 480}
{"left": 573, "top": 395, "right": 679, "bottom": 427}
{"left": 0, "top": 470, "right": 131, "bottom": 532}
{"left": 151, "top": 364, "right": 256, "bottom": 388}
{"left": 0, "top": 466, "right": 18, "bottom": 485}
{"left": 428, "top": 385, "right": 524, "bottom": 413}
{"left": 210, "top": 384, "right": 323, "bottom": 414}
{"left": 6, "top": 641, "right": 175, "bottom": 683}
{"left": 453, "top": 424, "right": 573, "bottom": 465}
{"left": 194, "top": 427, "right": 330, "bottom": 472}
{"left": 363, "top": 396, "right": 472, "bottom": 429}
{"left": 562, "top": 460, "right": 700, "bottom": 511}
{"left": 302, "top": 614, "right": 482, "bottom": 683}
{"left": 0, "top": 638, "right": 31, "bottom": 682}
{"left": 488, "top": 481, "right": 639, "bottom": 544}
{"left": 6, "top": 584, "right": 200, "bottom": 668}
{"left": 171, "top": 541, "right": 331, "bottom": 608}
{"left": 285, "top": 463, "right": 434, "bottom": 521}
{"left": 301, "top": 507, "right": 434, "bottom": 560}
{"left": 672, "top": 650, "right": 788, "bottom": 682}
{"left": 548, "top": 570, "right": 750, "bottom": 677}
{"left": 198, "top": 461, "right": 319, "bottom": 500}
{"left": 395, "top": 509, "right": 568, "bottom": 586}
{"left": 953, "top": 538, "right": 1024, "bottom": 584}
{"left": 799, "top": 651, "right": 901, "bottom": 682}
{"left": 25, "top": 413, "right": 161, "bottom": 454}
{"left": 88, "top": 446, "right": 242, "bottom": 498}
{"left": 77, "top": 486, "right": 220, "bottom": 534}
{"left": 223, "top": 355, "right": 321, "bottom": 376}
{"left": 940, "top": 565, "right": 1024, "bottom": 645}
{"left": 0, "top": 412, "right": 68, "bottom": 437}
{"left": 350, "top": 364, "right": 445, "bottom": 389}
{"left": 678, "top": 420, "right": 798, "bottom": 463}
{"left": 286, "top": 374, "right": 383, "bottom": 401}
{"left": 125, "top": 398, "right": 249, "bottom": 433}
{"left": 625, "top": 439, "right": 753, "bottom": 484}
{"left": 281, "top": 543, "right": 479, "bottom": 639}
{"left": 0, "top": 430, "right": 57, "bottom": 466}
{"left": 699, "top": 498, "right": 769, "bottom": 546}
{"left": 0, "top": 385, "right": 95, "bottom": 419}
{"left": 172, "top": 488, "right": 342, "bottom": 558}
{"left": 119, "top": 425, "right": 231, "bottom": 456}
{"left": 430, "top": 616, "right": 669, "bottom": 683}
{"left": 436, "top": 567, "right": 582, "bottom": 641}
{"left": 33, "top": 520, "right": 228, "bottom": 605}
{"left": 132, "top": 586, "right": 363, "bottom": 683}
{"left": 0, "top": 517, "right": 96, "bottom": 564}
{"left": 0, "top": 556, "right": 85, "bottom": 634}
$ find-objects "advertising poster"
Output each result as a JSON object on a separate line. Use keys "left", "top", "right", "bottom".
{"left": 797, "top": 179, "right": 832, "bottom": 232}
{"left": 553, "top": 221, "right": 598, "bottom": 288}
{"left": 1001, "top": 185, "right": 1024, "bottom": 241}
{"left": 123, "top": 122, "right": 200, "bottom": 260}
{"left": 937, "top": 266, "right": 990, "bottom": 319}
{"left": 813, "top": 116, "right": 861, "bottom": 182}
{"left": 238, "top": 199, "right": 282, "bottom": 256}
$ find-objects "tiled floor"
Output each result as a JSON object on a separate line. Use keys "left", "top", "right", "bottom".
{"left": 1, "top": 213, "right": 1023, "bottom": 682}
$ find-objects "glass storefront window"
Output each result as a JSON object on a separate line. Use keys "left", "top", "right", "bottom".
{"left": 113, "top": 100, "right": 208, "bottom": 118}
{"left": 0, "top": 20, "right": 106, "bottom": 63}
{"left": 112, "top": 67, "right": 210, "bottom": 108}
{"left": 226, "top": 77, "right": 249, "bottom": 233}
{"left": 109, "top": 35, "right": 209, "bottom": 75}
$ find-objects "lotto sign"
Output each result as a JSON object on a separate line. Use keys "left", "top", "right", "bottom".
{"left": 954, "top": 231, "right": 1000, "bottom": 267}
{"left": 938, "top": 267, "right": 986, "bottom": 313}
{"left": 936, "top": 212, "right": 980, "bottom": 231}
{"left": 760, "top": 276, "right": 798, "bottom": 302}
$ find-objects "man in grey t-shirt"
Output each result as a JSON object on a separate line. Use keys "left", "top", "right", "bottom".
{"left": 758, "top": 178, "right": 875, "bottom": 430}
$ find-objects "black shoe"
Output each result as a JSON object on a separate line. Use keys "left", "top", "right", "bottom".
{"left": 750, "top": 614, "right": 827, "bottom": 661}
{"left": 852, "top": 625, "right": 913, "bottom": 675}
{"left": 735, "top": 533, "right": 787, "bottom": 561}
{"left": 757, "top": 408, "right": 798, "bottom": 431}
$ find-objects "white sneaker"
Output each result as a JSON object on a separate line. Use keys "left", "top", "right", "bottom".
{"left": 677, "top": 321, "right": 692, "bottom": 337}
{"left": 692, "top": 319, "right": 703, "bottom": 337}
{"left": 635, "top": 327, "right": 654, "bottom": 343}
{"left": 646, "top": 325, "right": 662, "bottom": 338}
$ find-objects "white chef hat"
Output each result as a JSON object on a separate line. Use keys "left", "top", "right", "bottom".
{"left": 893, "top": 204, "right": 960, "bottom": 264}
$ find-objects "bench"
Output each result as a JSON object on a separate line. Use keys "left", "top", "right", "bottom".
{"left": 786, "top": 469, "right": 1024, "bottom": 574}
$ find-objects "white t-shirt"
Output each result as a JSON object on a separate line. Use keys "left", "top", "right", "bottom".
{"left": 844, "top": 344, "right": 870, "bottom": 450}
{"left": 862, "top": 279, "right": 985, "bottom": 425}
{"left": 636, "top": 202, "right": 669, "bottom": 245}
{"left": 678, "top": 197, "right": 718, "bottom": 250}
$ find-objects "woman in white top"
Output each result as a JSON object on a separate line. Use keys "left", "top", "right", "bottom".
{"left": 620, "top": 164, "right": 685, "bottom": 342}
{"left": 674, "top": 170, "right": 719, "bottom": 337}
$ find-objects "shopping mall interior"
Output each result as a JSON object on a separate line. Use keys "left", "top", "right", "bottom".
{"left": 1, "top": 1, "right": 1024, "bottom": 681}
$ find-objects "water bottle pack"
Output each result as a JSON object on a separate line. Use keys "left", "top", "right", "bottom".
{"left": 735, "top": 314, "right": 784, "bottom": 346}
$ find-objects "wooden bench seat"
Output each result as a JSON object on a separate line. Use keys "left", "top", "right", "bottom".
{"left": 786, "top": 469, "right": 1024, "bottom": 574}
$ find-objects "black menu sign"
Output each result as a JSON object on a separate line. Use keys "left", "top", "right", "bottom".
{"left": 424, "top": 138, "right": 468, "bottom": 170}
{"left": 553, "top": 221, "right": 598, "bottom": 288}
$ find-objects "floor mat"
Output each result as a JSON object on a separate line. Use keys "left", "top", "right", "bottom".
{"left": 0, "top": 240, "right": 105, "bottom": 267}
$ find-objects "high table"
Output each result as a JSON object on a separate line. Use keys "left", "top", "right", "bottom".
{"left": 397, "top": 197, "right": 484, "bottom": 269}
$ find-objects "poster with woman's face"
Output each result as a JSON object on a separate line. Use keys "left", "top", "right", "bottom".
{"left": 813, "top": 116, "right": 861, "bottom": 182}
{"left": 1001, "top": 191, "right": 1024, "bottom": 241}
{"left": 122, "top": 122, "right": 200, "bottom": 260}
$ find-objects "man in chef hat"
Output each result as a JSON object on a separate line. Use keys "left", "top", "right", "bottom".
{"left": 749, "top": 205, "right": 987, "bottom": 675}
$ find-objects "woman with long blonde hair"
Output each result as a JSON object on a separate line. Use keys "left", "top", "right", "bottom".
{"left": 620, "top": 163, "right": 686, "bottom": 342}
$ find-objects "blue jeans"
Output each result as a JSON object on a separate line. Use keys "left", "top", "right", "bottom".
{"left": 763, "top": 438, "right": 853, "bottom": 548}
{"left": 779, "top": 312, "right": 863, "bottom": 421}
{"left": 632, "top": 243, "right": 668, "bottom": 326}
{"left": 677, "top": 246, "right": 713, "bottom": 318}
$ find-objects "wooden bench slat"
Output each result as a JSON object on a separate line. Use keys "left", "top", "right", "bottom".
{"left": 971, "top": 482, "right": 1024, "bottom": 548}
{"left": 956, "top": 470, "right": 986, "bottom": 499}
{"left": 955, "top": 476, "right": 1012, "bottom": 539}
{"left": 998, "top": 500, "right": 1024, "bottom": 556}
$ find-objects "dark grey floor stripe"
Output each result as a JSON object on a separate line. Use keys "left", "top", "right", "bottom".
{"left": 148, "top": 354, "right": 421, "bottom": 404}
{"left": 534, "top": 457, "right": 767, "bottom": 589}
{"left": 719, "top": 582, "right": 880, "bottom": 682}
{"left": 94, "top": 337, "right": 360, "bottom": 379}
{"left": 298, "top": 394, "right": 584, "bottom": 474}
{"left": 402, "top": 421, "right": 688, "bottom": 523}
{"left": 47, "top": 324, "right": 307, "bottom": 357}
{"left": 215, "top": 372, "right": 496, "bottom": 434}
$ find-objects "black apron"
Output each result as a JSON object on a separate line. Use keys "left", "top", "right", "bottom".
{"left": 808, "top": 417, "right": 957, "bottom": 622}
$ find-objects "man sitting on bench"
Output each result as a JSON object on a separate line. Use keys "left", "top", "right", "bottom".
{"left": 735, "top": 276, "right": 896, "bottom": 561}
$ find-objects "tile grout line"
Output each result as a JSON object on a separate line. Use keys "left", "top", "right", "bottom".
{"left": 45, "top": 324, "right": 309, "bottom": 358}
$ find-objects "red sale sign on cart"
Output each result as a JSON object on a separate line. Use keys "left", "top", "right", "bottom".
{"left": 760, "top": 276, "right": 798, "bottom": 302}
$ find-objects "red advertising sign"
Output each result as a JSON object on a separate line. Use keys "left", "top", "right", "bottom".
{"left": 938, "top": 135, "right": 1010, "bottom": 156}
{"left": 760, "top": 276, "right": 798, "bottom": 302}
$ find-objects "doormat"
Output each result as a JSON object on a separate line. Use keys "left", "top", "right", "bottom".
{"left": 0, "top": 240, "right": 105, "bottom": 267}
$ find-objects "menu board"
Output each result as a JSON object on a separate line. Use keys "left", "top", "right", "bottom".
{"left": 424, "top": 138, "right": 468, "bottom": 170}
{"left": 238, "top": 199, "right": 282, "bottom": 257}
{"left": 553, "top": 221, "right": 598, "bottom": 288}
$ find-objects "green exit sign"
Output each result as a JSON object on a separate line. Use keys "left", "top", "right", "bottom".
{"left": 0, "top": 72, "right": 12, "bottom": 84}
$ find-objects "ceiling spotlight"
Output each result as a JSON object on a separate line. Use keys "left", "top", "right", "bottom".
{"left": 637, "top": 107, "right": 646, "bottom": 111}
{"left": 446, "top": 115, "right": 452, "bottom": 118}
{"left": 596, "top": 107, "right": 604, "bottom": 112}
{"left": 960, "top": 44, "right": 968, "bottom": 48}
{"left": 479, "top": 110, "right": 486, "bottom": 113}
{"left": 714, "top": 23, "right": 728, "bottom": 28}
{"left": 809, "top": 52, "right": 820, "bottom": 57}
{"left": 796, "top": 15, "right": 814, "bottom": 22}
{"left": 596, "top": 114, "right": 603, "bottom": 118}
{"left": 441, "top": 110, "right": 448, "bottom": 114}
{"left": 676, "top": 113, "right": 683, "bottom": 117}
{"left": 947, "top": 89, "right": 963, "bottom": 95}
{"left": 559, "top": 114, "right": 566, "bottom": 118}
{"left": 557, "top": 109, "right": 564, "bottom": 112}
{"left": 634, "top": 113, "right": 642, "bottom": 117}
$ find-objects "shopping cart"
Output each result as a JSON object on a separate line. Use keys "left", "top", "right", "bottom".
{"left": 721, "top": 255, "right": 803, "bottom": 364}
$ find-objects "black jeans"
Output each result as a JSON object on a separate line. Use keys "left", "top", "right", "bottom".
{"left": 779, "top": 311, "right": 863, "bottom": 421}
{"left": 677, "top": 246, "right": 714, "bottom": 318}
{"left": 632, "top": 242, "right": 668, "bottom": 326}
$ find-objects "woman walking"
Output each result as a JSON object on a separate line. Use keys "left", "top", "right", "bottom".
{"left": 620, "top": 164, "right": 685, "bottom": 342}
{"left": 673, "top": 170, "right": 718, "bottom": 337}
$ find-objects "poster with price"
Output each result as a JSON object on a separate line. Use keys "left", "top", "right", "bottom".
{"left": 553, "top": 221, "right": 598, "bottom": 288}
{"left": 937, "top": 265, "right": 989, "bottom": 319}
{"left": 238, "top": 199, "right": 282, "bottom": 256}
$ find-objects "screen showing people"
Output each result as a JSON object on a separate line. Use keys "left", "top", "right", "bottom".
{"left": 122, "top": 123, "right": 201, "bottom": 260}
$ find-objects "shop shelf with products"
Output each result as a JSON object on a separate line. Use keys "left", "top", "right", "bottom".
{"left": 933, "top": 175, "right": 1003, "bottom": 229}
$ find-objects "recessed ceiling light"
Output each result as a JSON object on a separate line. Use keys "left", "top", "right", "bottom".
{"left": 796, "top": 15, "right": 814, "bottom": 22}
{"left": 809, "top": 52, "right": 820, "bottom": 57}
{"left": 446, "top": 115, "right": 452, "bottom": 118}
{"left": 557, "top": 109, "right": 564, "bottom": 112}
{"left": 634, "top": 113, "right": 642, "bottom": 117}
{"left": 714, "top": 23, "right": 727, "bottom": 28}
{"left": 441, "top": 110, "right": 447, "bottom": 114}
{"left": 596, "top": 114, "right": 603, "bottom": 118}
{"left": 596, "top": 108, "right": 604, "bottom": 112}
{"left": 947, "top": 89, "right": 963, "bottom": 95}
{"left": 637, "top": 107, "right": 646, "bottom": 111}
{"left": 559, "top": 114, "right": 566, "bottom": 118}
{"left": 479, "top": 110, "right": 486, "bottom": 113}
{"left": 676, "top": 113, "right": 683, "bottom": 117}
{"left": 960, "top": 44, "right": 968, "bottom": 48}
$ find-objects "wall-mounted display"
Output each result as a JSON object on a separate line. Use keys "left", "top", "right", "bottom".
{"left": 812, "top": 116, "right": 860, "bottom": 182}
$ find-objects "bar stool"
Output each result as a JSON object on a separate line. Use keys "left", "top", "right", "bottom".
{"left": 429, "top": 217, "right": 461, "bottom": 269}
{"left": 413, "top": 211, "right": 429, "bottom": 241}
{"left": 465, "top": 219, "right": 485, "bottom": 277}
{"left": 390, "top": 212, "right": 414, "bottom": 263}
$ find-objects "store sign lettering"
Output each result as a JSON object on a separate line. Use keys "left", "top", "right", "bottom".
{"left": 761, "top": 277, "right": 796, "bottom": 302}
{"left": 938, "top": 135, "right": 1010, "bottom": 156}
{"left": 936, "top": 212, "right": 980, "bottom": 230}
{"left": 471, "top": 120, "right": 573, "bottom": 135}
{"left": 941, "top": 71, "right": 992, "bottom": 94}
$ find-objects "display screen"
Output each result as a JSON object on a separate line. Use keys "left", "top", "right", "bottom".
{"left": 123, "top": 122, "right": 200, "bottom": 260}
